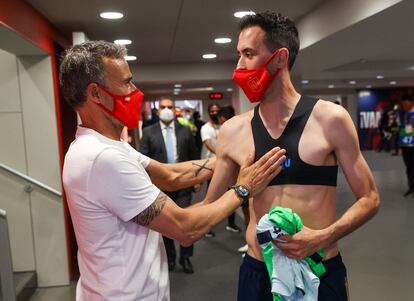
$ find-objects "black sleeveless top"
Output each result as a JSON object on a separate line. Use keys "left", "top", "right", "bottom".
{"left": 252, "top": 96, "right": 338, "bottom": 186}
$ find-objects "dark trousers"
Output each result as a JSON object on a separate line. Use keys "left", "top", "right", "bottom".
{"left": 402, "top": 147, "right": 414, "bottom": 191}
{"left": 237, "top": 253, "right": 348, "bottom": 301}
{"left": 163, "top": 192, "right": 193, "bottom": 262}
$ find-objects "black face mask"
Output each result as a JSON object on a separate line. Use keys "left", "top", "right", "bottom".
{"left": 209, "top": 113, "right": 219, "bottom": 124}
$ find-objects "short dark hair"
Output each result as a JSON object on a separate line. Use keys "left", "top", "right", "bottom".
{"left": 208, "top": 103, "right": 220, "bottom": 113}
{"left": 59, "top": 40, "right": 127, "bottom": 109}
{"left": 218, "top": 106, "right": 235, "bottom": 120}
{"left": 239, "top": 11, "right": 299, "bottom": 70}
{"left": 159, "top": 96, "right": 175, "bottom": 105}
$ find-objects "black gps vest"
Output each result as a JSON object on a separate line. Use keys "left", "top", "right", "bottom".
{"left": 252, "top": 96, "right": 338, "bottom": 186}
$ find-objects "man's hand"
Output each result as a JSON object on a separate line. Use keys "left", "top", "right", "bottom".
{"left": 275, "top": 226, "right": 327, "bottom": 260}
{"left": 237, "top": 147, "right": 286, "bottom": 196}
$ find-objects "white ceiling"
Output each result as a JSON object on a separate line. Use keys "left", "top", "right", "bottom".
{"left": 26, "top": 0, "right": 414, "bottom": 96}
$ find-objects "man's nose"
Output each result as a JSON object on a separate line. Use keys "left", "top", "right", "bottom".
{"left": 236, "top": 57, "right": 246, "bottom": 70}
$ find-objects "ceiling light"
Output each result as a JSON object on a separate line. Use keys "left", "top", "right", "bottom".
{"left": 234, "top": 11, "right": 256, "bottom": 18}
{"left": 173, "top": 91, "right": 179, "bottom": 95}
{"left": 390, "top": 81, "right": 397, "bottom": 85}
{"left": 100, "top": 12, "right": 124, "bottom": 19}
{"left": 366, "top": 85, "right": 372, "bottom": 88}
{"left": 328, "top": 84, "right": 335, "bottom": 89}
{"left": 202, "top": 54, "right": 216, "bottom": 59}
{"left": 359, "top": 91, "right": 371, "bottom": 97}
{"left": 206, "top": 87, "right": 214, "bottom": 91}
{"left": 114, "top": 39, "right": 131, "bottom": 45}
{"left": 174, "top": 88, "right": 181, "bottom": 92}
{"left": 226, "top": 88, "right": 233, "bottom": 92}
{"left": 376, "top": 75, "right": 384, "bottom": 79}
{"left": 301, "top": 80, "right": 309, "bottom": 84}
{"left": 214, "top": 38, "right": 232, "bottom": 44}
{"left": 174, "top": 84, "right": 182, "bottom": 88}
{"left": 124, "top": 55, "right": 136, "bottom": 61}
{"left": 349, "top": 80, "right": 356, "bottom": 85}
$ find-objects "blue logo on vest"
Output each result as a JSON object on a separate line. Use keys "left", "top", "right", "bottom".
{"left": 282, "top": 158, "right": 292, "bottom": 169}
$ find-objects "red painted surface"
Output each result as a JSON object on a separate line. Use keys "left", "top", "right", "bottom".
{"left": 0, "top": 0, "right": 75, "bottom": 278}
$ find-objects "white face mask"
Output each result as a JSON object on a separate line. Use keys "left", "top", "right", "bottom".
{"left": 159, "top": 108, "right": 175, "bottom": 124}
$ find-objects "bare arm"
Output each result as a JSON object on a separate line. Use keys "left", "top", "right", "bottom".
{"left": 321, "top": 106, "right": 380, "bottom": 245}
{"left": 277, "top": 105, "right": 380, "bottom": 259}
{"left": 145, "top": 157, "right": 215, "bottom": 192}
{"left": 203, "top": 124, "right": 239, "bottom": 204}
{"left": 203, "top": 139, "right": 216, "bottom": 154}
{"left": 133, "top": 147, "right": 285, "bottom": 246}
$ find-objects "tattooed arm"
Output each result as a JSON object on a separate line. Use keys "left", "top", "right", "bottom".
{"left": 145, "top": 157, "right": 216, "bottom": 192}
{"left": 132, "top": 190, "right": 245, "bottom": 246}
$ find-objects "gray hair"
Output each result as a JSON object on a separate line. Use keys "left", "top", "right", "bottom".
{"left": 59, "top": 40, "right": 127, "bottom": 109}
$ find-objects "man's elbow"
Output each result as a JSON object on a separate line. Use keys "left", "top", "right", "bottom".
{"left": 176, "top": 230, "right": 199, "bottom": 246}
{"left": 368, "top": 190, "right": 380, "bottom": 217}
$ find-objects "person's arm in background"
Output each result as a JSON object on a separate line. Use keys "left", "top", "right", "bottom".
{"left": 201, "top": 124, "right": 216, "bottom": 154}
{"left": 121, "top": 126, "right": 129, "bottom": 142}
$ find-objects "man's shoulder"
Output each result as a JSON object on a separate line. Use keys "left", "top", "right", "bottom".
{"left": 142, "top": 122, "right": 161, "bottom": 136}
{"left": 313, "top": 99, "right": 349, "bottom": 124}
{"left": 222, "top": 111, "right": 252, "bottom": 131}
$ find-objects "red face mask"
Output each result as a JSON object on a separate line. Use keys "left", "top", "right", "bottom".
{"left": 96, "top": 84, "right": 144, "bottom": 129}
{"left": 232, "top": 50, "right": 281, "bottom": 103}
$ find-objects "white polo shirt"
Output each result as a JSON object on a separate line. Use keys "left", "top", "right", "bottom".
{"left": 63, "top": 126, "right": 169, "bottom": 301}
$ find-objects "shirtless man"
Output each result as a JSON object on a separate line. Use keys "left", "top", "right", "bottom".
{"left": 204, "top": 12, "right": 380, "bottom": 301}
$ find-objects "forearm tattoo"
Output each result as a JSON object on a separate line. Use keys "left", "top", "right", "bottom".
{"left": 192, "top": 159, "right": 213, "bottom": 176}
{"left": 132, "top": 191, "right": 167, "bottom": 226}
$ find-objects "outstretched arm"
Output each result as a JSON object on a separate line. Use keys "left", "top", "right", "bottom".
{"left": 133, "top": 147, "right": 285, "bottom": 246}
{"left": 145, "top": 157, "right": 215, "bottom": 192}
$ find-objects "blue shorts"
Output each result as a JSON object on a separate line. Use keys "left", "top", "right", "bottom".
{"left": 237, "top": 253, "right": 348, "bottom": 301}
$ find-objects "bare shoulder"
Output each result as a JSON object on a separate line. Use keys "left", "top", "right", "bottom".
{"left": 313, "top": 99, "right": 351, "bottom": 126}
{"left": 313, "top": 99, "right": 358, "bottom": 149}
{"left": 219, "top": 110, "right": 254, "bottom": 137}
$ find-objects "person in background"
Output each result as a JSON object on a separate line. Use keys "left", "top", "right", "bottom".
{"left": 139, "top": 97, "right": 199, "bottom": 274}
{"left": 399, "top": 95, "right": 414, "bottom": 197}
{"left": 389, "top": 104, "right": 401, "bottom": 156}
{"left": 192, "top": 111, "right": 205, "bottom": 157}
{"left": 201, "top": 103, "right": 221, "bottom": 237}
{"left": 177, "top": 108, "right": 197, "bottom": 135}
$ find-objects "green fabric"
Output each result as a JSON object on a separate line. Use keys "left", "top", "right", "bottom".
{"left": 266, "top": 206, "right": 326, "bottom": 277}
{"left": 260, "top": 206, "right": 326, "bottom": 299}
{"left": 177, "top": 117, "right": 196, "bottom": 130}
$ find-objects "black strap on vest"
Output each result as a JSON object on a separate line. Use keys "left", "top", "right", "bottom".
{"left": 251, "top": 96, "right": 338, "bottom": 186}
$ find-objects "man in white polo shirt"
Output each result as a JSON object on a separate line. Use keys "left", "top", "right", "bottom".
{"left": 59, "top": 40, "right": 286, "bottom": 301}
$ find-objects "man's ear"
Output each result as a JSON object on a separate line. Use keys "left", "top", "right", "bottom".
{"left": 86, "top": 83, "right": 101, "bottom": 104}
{"left": 276, "top": 48, "right": 289, "bottom": 69}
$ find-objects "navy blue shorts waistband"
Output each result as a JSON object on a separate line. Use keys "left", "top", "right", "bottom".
{"left": 243, "top": 252, "right": 343, "bottom": 271}
{"left": 322, "top": 253, "right": 344, "bottom": 270}
{"left": 242, "top": 253, "right": 268, "bottom": 272}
